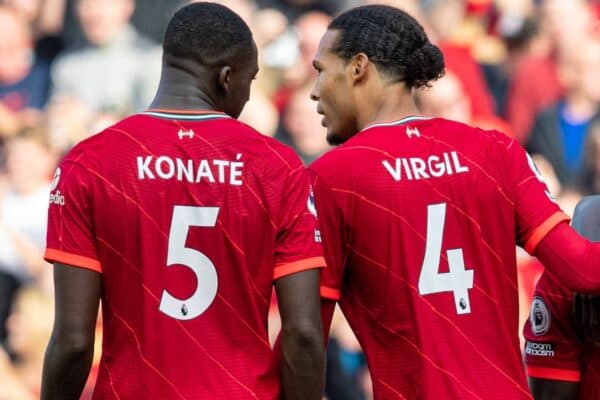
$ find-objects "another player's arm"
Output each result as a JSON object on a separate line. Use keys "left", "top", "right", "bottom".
{"left": 527, "top": 196, "right": 600, "bottom": 399}
{"left": 533, "top": 196, "right": 600, "bottom": 293}
{"left": 41, "top": 263, "right": 101, "bottom": 400}
{"left": 275, "top": 268, "right": 326, "bottom": 400}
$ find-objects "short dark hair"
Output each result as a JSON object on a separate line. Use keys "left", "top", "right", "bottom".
{"left": 329, "top": 5, "right": 444, "bottom": 89}
{"left": 163, "top": 2, "right": 254, "bottom": 66}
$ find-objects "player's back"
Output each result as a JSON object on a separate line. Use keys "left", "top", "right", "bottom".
{"left": 311, "top": 116, "right": 567, "bottom": 399}
{"left": 52, "top": 111, "right": 319, "bottom": 399}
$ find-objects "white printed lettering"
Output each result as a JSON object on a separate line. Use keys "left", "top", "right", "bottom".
{"left": 196, "top": 160, "right": 215, "bottom": 183}
{"left": 410, "top": 157, "right": 429, "bottom": 180}
{"left": 177, "top": 159, "right": 194, "bottom": 182}
{"left": 452, "top": 151, "right": 469, "bottom": 173}
{"left": 382, "top": 152, "right": 469, "bottom": 181}
{"left": 382, "top": 159, "right": 402, "bottom": 181}
{"left": 137, "top": 156, "right": 155, "bottom": 179}
{"left": 136, "top": 155, "right": 244, "bottom": 186}
{"left": 156, "top": 156, "right": 175, "bottom": 179}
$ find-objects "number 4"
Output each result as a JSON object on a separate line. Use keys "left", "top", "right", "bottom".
{"left": 418, "top": 203, "right": 474, "bottom": 315}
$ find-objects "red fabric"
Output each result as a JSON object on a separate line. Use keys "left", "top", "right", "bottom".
{"left": 466, "top": 0, "right": 493, "bottom": 15}
{"left": 535, "top": 223, "right": 600, "bottom": 293}
{"left": 45, "top": 112, "right": 324, "bottom": 399}
{"left": 471, "top": 115, "right": 514, "bottom": 138}
{"left": 506, "top": 55, "right": 563, "bottom": 144}
{"left": 310, "top": 116, "right": 566, "bottom": 399}
{"left": 439, "top": 42, "right": 496, "bottom": 120}
{"left": 524, "top": 269, "right": 600, "bottom": 398}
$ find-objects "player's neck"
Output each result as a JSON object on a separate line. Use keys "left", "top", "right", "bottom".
{"left": 149, "top": 91, "right": 217, "bottom": 113}
{"left": 149, "top": 67, "right": 221, "bottom": 113}
{"left": 358, "top": 88, "right": 420, "bottom": 130}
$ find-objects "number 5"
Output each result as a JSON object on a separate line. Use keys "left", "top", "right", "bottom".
{"left": 418, "top": 203, "right": 474, "bottom": 315}
{"left": 159, "top": 206, "right": 219, "bottom": 320}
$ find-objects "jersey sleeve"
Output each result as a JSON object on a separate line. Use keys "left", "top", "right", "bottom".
{"left": 44, "top": 157, "right": 101, "bottom": 273}
{"left": 273, "top": 163, "right": 325, "bottom": 280}
{"left": 310, "top": 170, "right": 347, "bottom": 301}
{"left": 507, "top": 140, "right": 570, "bottom": 253}
{"left": 523, "top": 271, "right": 581, "bottom": 382}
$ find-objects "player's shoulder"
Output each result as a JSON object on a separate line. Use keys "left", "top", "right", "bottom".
{"left": 427, "top": 117, "right": 512, "bottom": 141}
{"left": 61, "top": 115, "right": 141, "bottom": 165}
{"left": 231, "top": 119, "right": 305, "bottom": 170}
{"left": 308, "top": 143, "right": 345, "bottom": 176}
{"left": 424, "top": 118, "right": 516, "bottom": 154}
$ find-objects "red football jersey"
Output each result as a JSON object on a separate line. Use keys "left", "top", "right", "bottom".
{"left": 524, "top": 272, "right": 600, "bottom": 399}
{"left": 310, "top": 116, "right": 568, "bottom": 399}
{"left": 45, "top": 110, "right": 324, "bottom": 399}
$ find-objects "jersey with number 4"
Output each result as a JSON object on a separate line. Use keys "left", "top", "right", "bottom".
{"left": 309, "top": 116, "right": 568, "bottom": 400}
{"left": 45, "top": 110, "right": 324, "bottom": 400}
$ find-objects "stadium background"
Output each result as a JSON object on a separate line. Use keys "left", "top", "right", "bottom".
{"left": 1, "top": 0, "right": 599, "bottom": 398}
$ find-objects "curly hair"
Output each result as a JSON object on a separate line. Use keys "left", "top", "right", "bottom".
{"left": 163, "top": 2, "right": 254, "bottom": 66}
{"left": 328, "top": 5, "right": 445, "bottom": 89}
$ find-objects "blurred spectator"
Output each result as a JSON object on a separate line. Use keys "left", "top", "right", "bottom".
{"left": 273, "top": 11, "right": 330, "bottom": 113}
{"left": 3, "top": 0, "right": 67, "bottom": 62}
{"left": 254, "top": 0, "right": 345, "bottom": 21}
{"left": 239, "top": 86, "right": 280, "bottom": 137}
{"left": 580, "top": 119, "right": 600, "bottom": 194}
{"left": 0, "top": 344, "right": 36, "bottom": 400}
{"left": 416, "top": 69, "right": 513, "bottom": 136}
{"left": 50, "top": 0, "right": 161, "bottom": 118}
{"left": 506, "top": 0, "right": 595, "bottom": 143}
{"left": 4, "top": 286, "right": 53, "bottom": 398}
{"left": 526, "top": 38, "right": 600, "bottom": 192}
{"left": 421, "top": 0, "right": 498, "bottom": 120}
{"left": 252, "top": 7, "right": 294, "bottom": 96}
{"left": 131, "top": 0, "right": 185, "bottom": 43}
{"left": 0, "top": 5, "right": 51, "bottom": 137}
{"left": 278, "top": 83, "right": 330, "bottom": 163}
{"left": 0, "top": 127, "right": 54, "bottom": 346}
{"left": 189, "top": 0, "right": 257, "bottom": 24}
{"left": 491, "top": 16, "right": 544, "bottom": 117}
{"left": 46, "top": 93, "right": 120, "bottom": 156}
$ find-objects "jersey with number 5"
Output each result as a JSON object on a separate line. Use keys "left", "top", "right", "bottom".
{"left": 44, "top": 110, "right": 324, "bottom": 400}
{"left": 309, "top": 116, "right": 568, "bottom": 400}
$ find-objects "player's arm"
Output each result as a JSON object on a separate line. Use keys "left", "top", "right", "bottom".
{"left": 534, "top": 196, "right": 600, "bottom": 293}
{"left": 529, "top": 378, "right": 578, "bottom": 400}
{"left": 41, "top": 263, "right": 101, "bottom": 400}
{"left": 307, "top": 169, "right": 347, "bottom": 341}
{"left": 275, "top": 269, "right": 326, "bottom": 400}
{"left": 525, "top": 196, "right": 600, "bottom": 399}
{"left": 321, "top": 299, "right": 336, "bottom": 339}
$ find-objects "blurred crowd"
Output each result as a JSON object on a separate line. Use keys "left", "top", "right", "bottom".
{"left": 0, "top": 0, "right": 600, "bottom": 398}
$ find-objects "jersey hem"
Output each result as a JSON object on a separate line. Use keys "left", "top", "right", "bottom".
{"left": 273, "top": 257, "right": 325, "bottom": 280}
{"left": 44, "top": 248, "right": 102, "bottom": 273}
{"left": 526, "top": 365, "right": 581, "bottom": 382}
{"left": 524, "top": 211, "right": 570, "bottom": 254}
{"left": 320, "top": 286, "right": 341, "bottom": 300}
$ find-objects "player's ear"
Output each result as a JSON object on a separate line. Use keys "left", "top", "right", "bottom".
{"left": 350, "top": 53, "right": 369, "bottom": 83}
{"left": 218, "top": 66, "right": 232, "bottom": 93}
